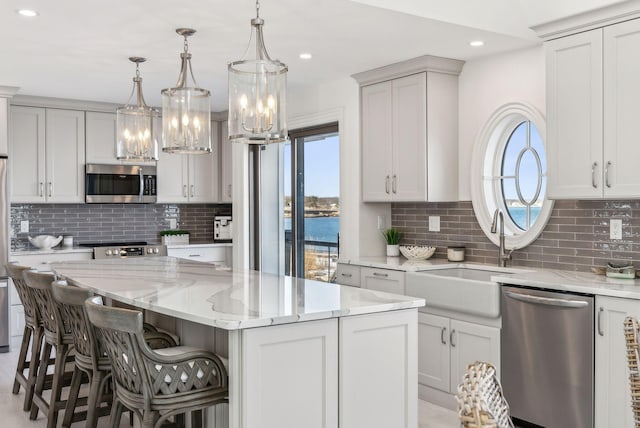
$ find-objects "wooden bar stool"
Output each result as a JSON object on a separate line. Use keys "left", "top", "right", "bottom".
{"left": 624, "top": 316, "right": 640, "bottom": 427}
{"left": 85, "top": 295, "right": 228, "bottom": 428}
{"left": 23, "top": 269, "right": 81, "bottom": 428}
{"left": 6, "top": 262, "right": 45, "bottom": 412}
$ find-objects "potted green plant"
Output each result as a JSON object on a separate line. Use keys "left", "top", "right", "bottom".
{"left": 382, "top": 228, "right": 401, "bottom": 257}
{"left": 159, "top": 230, "right": 190, "bottom": 245}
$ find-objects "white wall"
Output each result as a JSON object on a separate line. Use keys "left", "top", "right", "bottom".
{"left": 288, "top": 77, "right": 390, "bottom": 259}
{"left": 458, "top": 45, "right": 546, "bottom": 200}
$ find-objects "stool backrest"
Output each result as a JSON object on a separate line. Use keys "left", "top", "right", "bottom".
{"left": 624, "top": 316, "right": 640, "bottom": 426}
{"left": 51, "top": 280, "right": 100, "bottom": 369}
{"left": 6, "top": 263, "right": 40, "bottom": 325}
{"left": 23, "top": 270, "right": 68, "bottom": 341}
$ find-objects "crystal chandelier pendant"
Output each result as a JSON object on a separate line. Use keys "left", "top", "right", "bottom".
{"left": 228, "top": 1, "right": 288, "bottom": 144}
{"left": 161, "top": 28, "right": 212, "bottom": 154}
{"left": 116, "top": 57, "right": 160, "bottom": 161}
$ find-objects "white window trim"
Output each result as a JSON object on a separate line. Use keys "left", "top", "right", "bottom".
{"left": 470, "top": 102, "right": 554, "bottom": 250}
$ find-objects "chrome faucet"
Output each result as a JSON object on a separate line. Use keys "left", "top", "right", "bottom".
{"left": 491, "top": 209, "right": 513, "bottom": 267}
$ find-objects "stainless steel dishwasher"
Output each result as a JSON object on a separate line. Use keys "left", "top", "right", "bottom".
{"left": 501, "top": 285, "right": 594, "bottom": 428}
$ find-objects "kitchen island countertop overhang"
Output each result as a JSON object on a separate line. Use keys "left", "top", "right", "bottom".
{"left": 50, "top": 256, "right": 425, "bottom": 330}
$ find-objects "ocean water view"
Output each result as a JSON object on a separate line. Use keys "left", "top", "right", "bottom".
{"left": 284, "top": 216, "right": 340, "bottom": 243}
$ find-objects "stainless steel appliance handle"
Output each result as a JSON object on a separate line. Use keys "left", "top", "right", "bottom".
{"left": 385, "top": 175, "right": 390, "bottom": 194}
{"left": 372, "top": 272, "right": 388, "bottom": 278}
{"left": 592, "top": 162, "right": 598, "bottom": 188}
{"left": 605, "top": 161, "right": 612, "bottom": 188}
{"left": 139, "top": 169, "right": 144, "bottom": 198}
{"left": 598, "top": 307, "right": 604, "bottom": 336}
{"left": 441, "top": 327, "right": 447, "bottom": 345}
{"left": 450, "top": 329, "right": 456, "bottom": 347}
{"left": 505, "top": 290, "right": 589, "bottom": 308}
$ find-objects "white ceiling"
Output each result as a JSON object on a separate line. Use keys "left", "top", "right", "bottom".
{"left": 0, "top": 0, "right": 626, "bottom": 111}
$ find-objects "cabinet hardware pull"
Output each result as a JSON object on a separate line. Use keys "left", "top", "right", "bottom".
{"left": 39, "top": 182, "right": 43, "bottom": 197}
{"left": 392, "top": 174, "right": 397, "bottom": 194}
{"left": 48, "top": 182, "right": 52, "bottom": 198}
{"left": 605, "top": 161, "right": 612, "bottom": 188}
{"left": 450, "top": 329, "right": 456, "bottom": 347}
{"left": 190, "top": 184, "right": 195, "bottom": 197}
{"left": 189, "top": 254, "right": 201, "bottom": 257}
{"left": 385, "top": 175, "right": 390, "bottom": 194}
{"left": 341, "top": 273, "right": 352, "bottom": 278}
{"left": 228, "top": 184, "right": 232, "bottom": 198}
{"left": 441, "top": 327, "right": 447, "bottom": 345}
{"left": 183, "top": 185, "right": 187, "bottom": 198}
{"left": 592, "top": 162, "right": 598, "bottom": 188}
{"left": 372, "top": 272, "right": 388, "bottom": 278}
{"left": 598, "top": 307, "right": 604, "bottom": 336}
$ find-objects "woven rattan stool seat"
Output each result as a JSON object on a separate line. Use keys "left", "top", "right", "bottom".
{"left": 85, "top": 295, "right": 228, "bottom": 428}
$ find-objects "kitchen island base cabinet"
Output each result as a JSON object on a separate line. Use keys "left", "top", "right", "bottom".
{"left": 418, "top": 311, "right": 500, "bottom": 410}
{"left": 595, "top": 295, "right": 639, "bottom": 428}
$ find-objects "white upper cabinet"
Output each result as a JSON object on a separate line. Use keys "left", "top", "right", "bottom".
{"left": 10, "top": 106, "right": 85, "bottom": 203}
{"left": 157, "top": 121, "right": 219, "bottom": 203}
{"left": 355, "top": 56, "right": 462, "bottom": 202}
{"left": 85, "top": 111, "right": 117, "bottom": 164}
{"left": 545, "top": 17, "right": 640, "bottom": 199}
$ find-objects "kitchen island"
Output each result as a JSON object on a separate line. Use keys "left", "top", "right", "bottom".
{"left": 51, "top": 257, "right": 424, "bottom": 428}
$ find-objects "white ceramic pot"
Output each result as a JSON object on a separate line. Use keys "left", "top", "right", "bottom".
{"left": 386, "top": 244, "right": 400, "bottom": 257}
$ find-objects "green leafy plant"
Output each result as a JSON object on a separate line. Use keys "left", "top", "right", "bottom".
{"left": 382, "top": 228, "right": 400, "bottom": 245}
{"left": 159, "top": 230, "right": 190, "bottom": 236}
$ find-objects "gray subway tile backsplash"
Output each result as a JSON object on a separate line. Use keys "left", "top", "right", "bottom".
{"left": 11, "top": 203, "right": 231, "bottom": 251}
{"left": 391, "top": 200, "right": 640, "bottom": 273}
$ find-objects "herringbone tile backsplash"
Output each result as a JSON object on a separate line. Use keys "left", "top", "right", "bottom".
{"left": 392, "top": 200, "right": 640, "bottom": 272}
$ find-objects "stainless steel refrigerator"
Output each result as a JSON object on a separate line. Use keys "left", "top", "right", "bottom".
{"left": 0, "top": 156, "right": 9, "bottom": 352}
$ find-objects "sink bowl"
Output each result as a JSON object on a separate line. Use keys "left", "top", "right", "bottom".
{"left": 405, "top": 267, "right": 515, "bottom": 318}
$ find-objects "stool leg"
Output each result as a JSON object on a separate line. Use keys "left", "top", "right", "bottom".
{"left": 85, "top": 370, "right": 106, "bottom": 428}
{"left": 191, "top": 409, "right": 204, "bottom": 428}
{"left": 23, "top": 327, "right": 44, "bottom": 411}
{"left": 30, "top": 341, "right": 52, "bottom": 420}
{"left": 61, "top": 365, "right": 84, "bottom": 428}
{"left": 108, "top": 399, "right": 124, "bottom": 428}
{"left": 13, "top": 325, "right": 32, "bottom": 394}
{"left": 46, "top": 343, "right": 71, "bottom": 428}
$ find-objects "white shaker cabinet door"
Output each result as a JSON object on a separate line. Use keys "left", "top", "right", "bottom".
{"left": 156, "top": 149, "right": 189, "bottom": 203}
{"left": 85, "top": 111, "right": 118, "bottom": 164}
{"left": 546, "top": 29, "right": 603, "bottom": 199}
{"left": 449, "top": 319, "right": 500, "bottom": 391}
{"left": 9, "top": 106, "right": 46, "bottom": 202}
{"left": 603, "top": 19, "right": 640, "bottom": 198}
{"left": 45, "top": 108, "right": 85, "bottom": 203}
{"left": 417, "top": 312, "right": 450, "bottom": 392}
{"left": 361, "top": 81, "right": 393, "bottom": 202}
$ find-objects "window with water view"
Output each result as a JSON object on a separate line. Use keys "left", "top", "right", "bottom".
{"left": 284, "top": 123, "right": 340, "bottom": 281}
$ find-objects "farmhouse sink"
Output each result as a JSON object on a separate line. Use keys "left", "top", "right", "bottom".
{"left": 405, "top": 267, "right": 516, "bottom": 318}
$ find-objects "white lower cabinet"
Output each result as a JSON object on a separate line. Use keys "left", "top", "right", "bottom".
{"left": 595, "top": 295, "right": 639, "bottom": 428}
{"left": 418, "top": 311, "right": 500, "bottom": 407}
{"left": 334, "top": 263, "right": 360, "bottom": 287}
{"left": 360, "top": 266, "right": 405, "bottom": 294}
{"left": 167, "top": 245, "right": 231, "bottom": 267}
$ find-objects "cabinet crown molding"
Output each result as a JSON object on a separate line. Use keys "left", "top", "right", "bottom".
{"left": 0, "top": 86, "right": 19, "bottom": 98}
{"left": 532, "top": 0, "right": 640, "bottom": 41}
{"left": 12, "top": 95, "right": 123, "bottom": 113}
{"left": 351, "top": 55, "right": 464, "bottom": 87}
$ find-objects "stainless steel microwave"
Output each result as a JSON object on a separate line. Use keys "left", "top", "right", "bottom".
{"left": 85, "top": 164, "right": 157, "bottom": 203}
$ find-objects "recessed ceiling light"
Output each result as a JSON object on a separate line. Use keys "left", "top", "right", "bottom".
{"left": 299, "top": 53, "right": 312, "bottom": 60}
{"left": 469, "top": 40, "right": 484, "bottom": 47}
{"left": 16, "top": 9, "right": 39, "bottom": 17}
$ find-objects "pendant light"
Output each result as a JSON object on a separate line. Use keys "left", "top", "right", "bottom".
{"left": 228, "top": 0, "right": 288, "bottom": 144}
{"left": 161, "top": 28, "right": 211, "bottom": 154}
{"left": 116, "top": 57, "right": 160, "bottom": 161}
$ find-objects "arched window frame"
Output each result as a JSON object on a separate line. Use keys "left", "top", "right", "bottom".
{"left": 470, "top": 102, "right": 554, "bottom": 250}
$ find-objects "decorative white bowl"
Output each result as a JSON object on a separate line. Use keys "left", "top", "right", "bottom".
{"left": 28, "top": 235, "right": 63, "bottom": 250}
{"left": 399, "top": 245, "right": 436, "bottom": 260}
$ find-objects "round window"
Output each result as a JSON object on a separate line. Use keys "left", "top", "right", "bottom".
{"left": 471, "top": 103, "right": 553, "bottom": 250}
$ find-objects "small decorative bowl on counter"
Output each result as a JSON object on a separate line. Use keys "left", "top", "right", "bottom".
{"left": 399, "top": 245, "right": 436, "bottom": 260}
{"left": 28, "top": 235, "right": 63, "bottom": 250}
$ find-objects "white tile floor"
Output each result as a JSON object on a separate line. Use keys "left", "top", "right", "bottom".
{"left": 0, "top": 349, "right": 459, "bottom": 427}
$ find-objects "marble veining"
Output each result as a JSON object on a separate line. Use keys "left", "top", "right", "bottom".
{"left": 50, "top": 257, "right": 425, "bottom": 330}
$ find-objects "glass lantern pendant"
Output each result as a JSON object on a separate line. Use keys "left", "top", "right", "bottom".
{"left": 228, "top": 0, "right": 288, "bottom": 144}
{"left": 162, "top": 28, "right": 211, "bottom": 154}
{"left": 116, "top": 57, "right": 160, "bottom": 161}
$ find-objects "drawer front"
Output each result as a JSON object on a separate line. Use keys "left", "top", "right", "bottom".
{"left": 360, "top": 267, "right": 405, "bottom": 294}
{"left": 168, "top": 247, "right": 226, "bottom": 263}
{"left": 335, "top": 264, "right": 361, "bottom": 287}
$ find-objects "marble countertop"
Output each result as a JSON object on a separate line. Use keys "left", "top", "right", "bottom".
{"left": 166, "top": 242, "right": 232, "bottom": 249}
{"left": 11, "top": 246, "right": 93, "bottom": 256}
{"left": 50, "top": 257, "right": 425, "bottom": 330}
{"left": 340, "top": 256, "right": 640, "bottom": 299}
